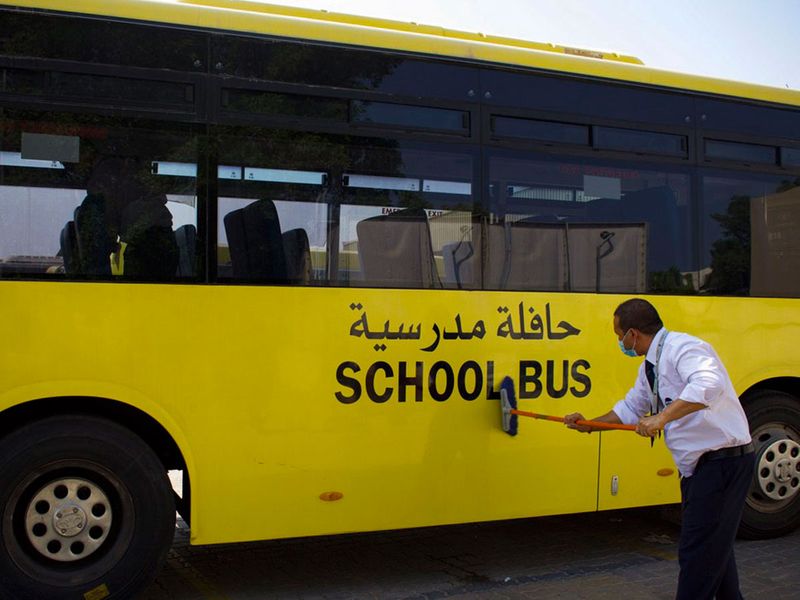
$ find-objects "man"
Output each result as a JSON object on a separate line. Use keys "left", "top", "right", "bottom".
{"left": 81, "top": 156, "right": 178, "bottom": 279}
{"left": 565, "top": 298, "right": 753, "bottom": 600}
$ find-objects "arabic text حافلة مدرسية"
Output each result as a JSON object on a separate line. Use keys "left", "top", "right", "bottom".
{"left": 348, "top": 302, "right": 581, "bottom": 352}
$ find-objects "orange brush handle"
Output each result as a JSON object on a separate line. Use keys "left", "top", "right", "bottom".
{"left": 510, "top": 409, "right": 637, "bottom": 431}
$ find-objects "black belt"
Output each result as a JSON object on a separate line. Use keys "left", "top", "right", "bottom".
{"left": 699, "top": 442, "right": 754, "bottom": 466}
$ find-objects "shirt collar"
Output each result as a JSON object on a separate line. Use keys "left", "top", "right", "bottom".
{"left": 644, "top": 327, "right": 666, "bottom": 364}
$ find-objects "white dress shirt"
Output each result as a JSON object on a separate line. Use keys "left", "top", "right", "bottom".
{"left": 612, "top": 328, "right": 751, "bottom": 477}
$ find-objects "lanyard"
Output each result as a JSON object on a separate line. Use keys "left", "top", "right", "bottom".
{"left": 650, "top": 330, "right": 669, "bottom": 416}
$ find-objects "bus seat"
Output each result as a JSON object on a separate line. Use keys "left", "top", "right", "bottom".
{"left": 59, "top": 220, "right": 79, "bottom": 275}
{"left": 282, "top": 228, "right": 312, "bottom": 284}
{"left": 442, "top": 240, "right": 476, "bottom": 289}
{"left": 356, "top": 207, "right": 441, "bottom": 288}
{"left": 565, "top": 223, "right": 647, "bottom": 292}
{"left": 74, "top": 194, "right": 113, "bottom": 277}
{"left": 174, "top": 224, "right": 197, "bottom": 278}
{"left": 587, "top": 186, "right": 681, "bottom": 272}
{"left": 622, "top": 186, "right": 681, "bottom": 272}
{"left": 484, "top": 221, "right": 567, "bottom": 290}
{"left": 223, "top": 199, "right": 288, "bottom": 282}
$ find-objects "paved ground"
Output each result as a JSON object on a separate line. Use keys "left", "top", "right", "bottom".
{"left": 142, "top": 506, "right": 799, "bottom": 599}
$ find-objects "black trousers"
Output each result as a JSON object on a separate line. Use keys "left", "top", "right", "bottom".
{"left": 676, "top": 452, "right": 755, "bottom": 600}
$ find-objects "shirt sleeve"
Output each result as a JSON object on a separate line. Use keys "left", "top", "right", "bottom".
{"left": 612, "top": 366, "right": 651, "bottom": 424}
{"left": 675, "top": 340, "right": 726, "bottom": 406}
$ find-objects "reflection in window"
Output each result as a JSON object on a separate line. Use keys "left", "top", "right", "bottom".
{"left": 595, "top": 127, "right": 687, "bottom": 157}
{"left": 50, "top": 72, "right": 195, "bottom": 108}
{"left": 0, "top": 66, "right": 196, "bottom": 112}
{"left": 492, "top": 116, "right": 588, "bottom": 146}
{"left": 223, "top": 89, "right": 470, "bottom": 135}
{"left": 339, "top": 146, "right": 477, "bottom": 289}
{"left": 782, "top": 147, "right": 800, "bottom": 167}
{"left": 487, "top": 154, "right": 693, "bottom": 293}
{"left": 223, "top": 88, "right": 349, "bottom": 122}
{"left": 217, "top": 197, "right": 324, "bottom": 283}
{"left": 701, "top": 175, "right": 800, "bottom": 297}
{"left": 214, "top": 129, "right": 478, "bottom": 288}
{"left": 0, "top": 113, "right": 199, "bottom": 281}
{"left": 705, "top": 139, "right": 777, "bottom": 165}
{"left": 213, "top": 36, "right": 476, "bottom": 101}
{"left": 351, "top": 101, "right": 469, "bottom": 134}
{"left": 215, "top": 127, "right": 350, "bottom": 284}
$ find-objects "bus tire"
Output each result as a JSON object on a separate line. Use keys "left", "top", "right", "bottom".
{"left": 0, "top": 415, "right": 174, "bottom": 599}
{"left": 739, "top": 390, "right": 800, "bottom": 540}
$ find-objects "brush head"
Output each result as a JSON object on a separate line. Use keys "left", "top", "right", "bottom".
{"left": 500, "top": 376, "right": 518, "bottom": 436}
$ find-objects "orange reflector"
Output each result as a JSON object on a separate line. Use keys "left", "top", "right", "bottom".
{"left": 657, "top": 468, "right": 675, "bottom": 477}
{"left": 319, "top": 491, "right": 344, "bottom": 502}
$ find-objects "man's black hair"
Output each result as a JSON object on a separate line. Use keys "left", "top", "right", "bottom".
{"left": 614, "top": 298, "right": 663, "bottom": 334}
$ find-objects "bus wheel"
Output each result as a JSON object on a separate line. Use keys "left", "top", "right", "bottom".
{"left": 739, "top": 390, "right": 800, "bottom": 540}
{"left": 0, "top": 415, "right": 174, "bottom": 599}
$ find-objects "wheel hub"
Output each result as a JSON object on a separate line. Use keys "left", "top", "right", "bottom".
{"left": 756, "top": 437, "right": 800, "bottom": 501}
{"left": 775, "top": 459, "right": 793, "bottom": 482}
{"left": 53, "top": 505, "right": 87, "bottom": 537}
{"left": 24, "top": 477, "right": 113, "bottom": 562}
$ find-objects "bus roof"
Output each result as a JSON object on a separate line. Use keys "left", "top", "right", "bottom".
{"left": 5, "top": 0, "right": 800, "bottom": 108}
{"left": 189, "top": 0, "right": 646, "bottom": 66}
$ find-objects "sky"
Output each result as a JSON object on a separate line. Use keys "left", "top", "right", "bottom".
{"left": 250, "top": 0, "right": 800, "bottom": 91}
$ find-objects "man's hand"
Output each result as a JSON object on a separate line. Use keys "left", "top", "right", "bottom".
{"left": 636, "top": 414, "right": 666, "bottom": 437}
{"left": 564, "top": 412, "right": 592, "bottom": 433}
{"left": 636, "top": 400, "right": 705, "bottom": 437}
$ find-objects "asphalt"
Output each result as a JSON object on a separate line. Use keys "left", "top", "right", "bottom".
{"left": 143, "top": 506, "right": 800, "bottom": 599}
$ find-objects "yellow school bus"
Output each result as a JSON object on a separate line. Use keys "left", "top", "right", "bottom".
{"left": 1, "top": 1, "right": 799, "bottom": 598}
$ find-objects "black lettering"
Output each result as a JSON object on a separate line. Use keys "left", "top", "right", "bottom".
{"left": 398, "top": 361, "right": 424, "bottom": 402}
{"left": 457, "top": 361, "right": 482, "bottom": 401}
{"left": 570, "top": 359, "right": 592, "bottom": 398}
{"left": 335, "top": 361, "right": 361, "bottom": 404}
{"left": 429, "top": 361, "right": 455, "bottom": 402}
{"left": 546, "top": 359, "right": 569, "bottom": 399}
{"left": 519, "top": 360, "right": 543, "bottom": 399}
{"left": 485, "top": 361, "right": 501, "bottom": 399}
{"left": 366, "top": 361, "right": 394, "bottom": 403}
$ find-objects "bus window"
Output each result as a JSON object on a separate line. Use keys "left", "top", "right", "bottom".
{"left": 0, "top": 10, "right": 207, "bottom": 72}
{"left": 338, "top": 143, "right": 479, "bottom": 289}
{"left": 782, "top": 147, "right": 800, "bottom": 167}
{"left": 486, "top": 152, "right": 694, "bottom": 293}
{"left": 701, "top": 173, "right": 800, "bottom": 297}
{"left": 492, "top": 115, "right": 589, "bottom": 146}
{"left": 0, "top": 112, "right": 199, "bottom": 280}
{"left": 213, "top": 35, "right": 478, "bottom": 103}
{"left": 214, "top": 127, "right": 331, "bottom": 284}
{"left": 214, "top": 128, "right": 479, "bottom": 288}
{"left": 705, "top": 140, "right": 777, "bottom": 165}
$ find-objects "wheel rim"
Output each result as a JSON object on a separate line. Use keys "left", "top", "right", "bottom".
{"left": 748, "top": 424, "right": 800, "bottom": 512}
{"left": 24, "top": 477, "right": 113, "bottom": 562}
{"left": 4, "top": 459, "right": 136, "bottom": 587}
{"left": 755, "top": 434, "right": 800, "bottom": 501}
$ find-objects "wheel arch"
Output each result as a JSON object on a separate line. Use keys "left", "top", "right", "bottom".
{"left": 736, "top": 379, "right": 800, "bottom": 539}
{"left": 0, "top": 396, "right": 191, "bottom": 522}
{"left": 741, "top": 376, "right": 800, "bottom": 403}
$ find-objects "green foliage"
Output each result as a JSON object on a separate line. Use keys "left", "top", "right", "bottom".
{"left": 649, "top": 266, "right": 696, "bottom": 293}
{"left": 704, "top": 195, "right": 751, "bottom": 295}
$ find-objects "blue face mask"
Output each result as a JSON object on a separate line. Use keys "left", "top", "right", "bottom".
{"left": 618, "top": 329, "right": 638, "bottom": 357}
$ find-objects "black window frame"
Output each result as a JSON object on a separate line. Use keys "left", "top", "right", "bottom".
{"left": 0, "top": 56, "right": 207, "bottom": 123}
{"left": 593, "top": 125, "right": 688, "bottom": 158}
{"left": 703, "top": 138, "right": 779, "bottom": 167}
{"left": 0, "top": 6, "right": 798, "bottom": 296}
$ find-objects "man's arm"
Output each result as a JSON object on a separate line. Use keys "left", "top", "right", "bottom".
{"left": 564, "top": 410, "right": 623, "bottom": 433}
{"left": 636, "top": 399, "right": 706, "bottom": 437}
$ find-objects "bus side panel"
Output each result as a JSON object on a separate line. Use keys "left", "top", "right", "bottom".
{"left": 597, "top": 296, "right": 800, "bottom": 512}
{"left": 1, "top": 282, "right": 607, "bottom": 544}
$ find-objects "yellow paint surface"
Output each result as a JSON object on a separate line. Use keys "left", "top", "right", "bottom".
{"left": 2, "top": 282, "right": 796, "bottom": 544}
